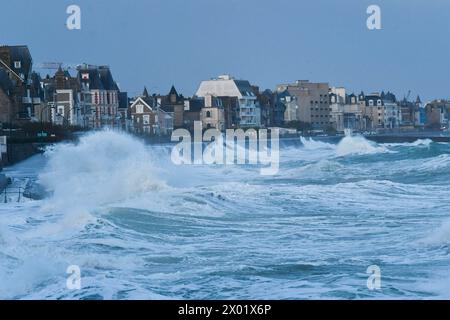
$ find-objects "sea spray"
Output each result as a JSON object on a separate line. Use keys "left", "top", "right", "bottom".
{"left": 300, "top": 135, "right": 389, "bottom": 156}
{"left": 39, "top": 130, "right": 165, "bottom": 211}
{"left": 1, "top": 132, "right": 450, "bottom": 299}
{"left": 335, "top": 135, "right": 389, "bottom": 156}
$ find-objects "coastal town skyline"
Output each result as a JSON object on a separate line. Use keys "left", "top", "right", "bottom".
{"left": 3, "top": 0, "right": 450, "bottom": 304}
{"left": 2, "top": 43, "right": 450, "bottom": 142}
{"left": 0, "top": 0, "right": 449, "bottom": 101}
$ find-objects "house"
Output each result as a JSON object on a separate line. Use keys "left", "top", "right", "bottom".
{"left": 254, "top": 88, "right": 274, "bottom": 128}
{"left": 271, "top": 91, "right": 288, "bottom": 127}
{"left": 278, "top": 90, "right": 298, "bottom": 122}
{"left": 128, "top": 88, "right": 174, "bottom": 136}
{"left": 77, "top": 64, "right": 120, "bottom": 129}
{"left": 414, "top": 96, "right": 426, "bottom": 127}
{"left": 129, "top": 88, "right": 157, "bottom": 134}
{"left": 0, "top": 45, "right": 35, "bottom": 123}
{"left": 382, "top": 91, "right": 400, "bottom": 129}
{"left": 195, "top": 75, "right": 261, "bottom": 128}
{"left": 0, "top": 69, "right": 14, "bottom": 124}
{"left": 117, "top": 91, "right": 129, "bottom": 131}
{"left": 42, "top": 67, "right": 81, "bottom": 127}
{"left": 183, "top": 97, "right": 203, "bottom": 132}
{"left": 329, "top": 88, "right": 364, "bottom": 132}
{"left": 200, "top": 95, "right": 225, "bottom": 131}
{"left": 425, "top": 100, "right": 450, "bottom": 129}
{"left": 156, "top": 86, "right": 184, "bottom": 129}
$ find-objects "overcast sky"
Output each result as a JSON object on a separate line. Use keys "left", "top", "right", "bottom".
{"left": 1, "top": 0, "right": 449, "bottom": 101}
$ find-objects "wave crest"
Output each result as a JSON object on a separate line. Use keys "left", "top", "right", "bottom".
{"left": 39, "top": 130, "right": 165, "bottom": 210}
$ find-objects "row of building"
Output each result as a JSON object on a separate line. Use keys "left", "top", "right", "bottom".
{"left": 1, "top": 45, "right": 449, "bottom": 136}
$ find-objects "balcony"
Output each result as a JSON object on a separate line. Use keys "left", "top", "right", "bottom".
{"left": 22, "top": 97, "right": 32, "bottom": 104}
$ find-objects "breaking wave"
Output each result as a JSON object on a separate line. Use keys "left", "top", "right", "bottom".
{"left": 1, "top": 130, "right": 450, "bottom": 299}
{"left": 39, "top": 130, "right": 165, "bottom": 211}
{"left": 300, "top": 135, "right": 389, "bottom": 156}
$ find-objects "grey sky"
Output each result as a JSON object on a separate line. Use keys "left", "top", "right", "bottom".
{"left": 1, "top": 0, "right": 448, "bottom": 101}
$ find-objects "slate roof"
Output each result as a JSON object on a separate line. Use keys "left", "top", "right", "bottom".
{"left": 99, "top": 66, "right": 119, "bottom": 91}
{"left": 234, "top": 80, "right": 255, "bottom": 97}
{"left": 186, "top": 98, "right": 205, "bottom": 112}
{"left": 77, "top": 65, "right": 119, "bottom": 91}
{"left": 1, "top": 45, "right": 32, "bottom": 80}
{"left": 118, "top": 92, "right": 129, "bottom": 109}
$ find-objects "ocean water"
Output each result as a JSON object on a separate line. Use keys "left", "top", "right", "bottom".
{"left": 1, "top": 131, "right": 450, "bottom": 299}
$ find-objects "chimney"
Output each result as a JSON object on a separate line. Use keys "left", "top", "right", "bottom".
{"left": 205, "top": 95, "right": 213, "bottom": 107}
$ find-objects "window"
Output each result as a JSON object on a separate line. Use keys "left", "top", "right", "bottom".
{"left": 206, "top": 111, "right": 211, "bottom": 118}
{"left": 136, "top": 104, "right": 144, "bottom": 114}
{"left": 14, "top": 61, "right": 21, "bottom": 68}
{"left": 369, "top": 100, "right": 374, "bottom": 106}
{"left": 143, "top": 115, "right": 150, "bottom": 125}
{"left": 377, "top": 100, "right": 382, "bottom": 106}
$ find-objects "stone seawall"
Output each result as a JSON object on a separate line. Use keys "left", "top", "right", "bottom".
{"left": 5, "top": 143, "right": 43, "bottom": 166}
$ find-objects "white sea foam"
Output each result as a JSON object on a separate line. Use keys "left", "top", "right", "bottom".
{"left": 300, "top": 135, "right": 389, "bottom": 157}
{"left": 39, "top": 130, "right": 165, "bottom": 211}
{"left": 1, "top": 130, "right": 450, "bottom": 300}
{"left": 424, "top": 218, "right": 450, "bottom": 244}
{"left": 384, "top": 139, "right": 433, "bottom": 148}
{"left": 335, "top": 135, "right": 389, "bottom": 156}
{"left": 300, "top": 137, "right": 335, "bottom": 151}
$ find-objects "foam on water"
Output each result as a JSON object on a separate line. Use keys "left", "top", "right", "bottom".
{"left": 300, "top": 134, "right": 389, "bottom": 157}
{"left": 384, "top": 139, "right": 433, "bottom": 148}
{"left": 1, "top": 131, "right": 450, "bottom": 299}
{"left": 335, "top": 135, "right": 389, "bottom": 156}
{"left": 39, "top": 130, "right": 165, "bottom": 211}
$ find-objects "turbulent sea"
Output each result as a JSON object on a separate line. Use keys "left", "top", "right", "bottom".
{"left": 1, "top": 131, "right": 450, "bottom": 299}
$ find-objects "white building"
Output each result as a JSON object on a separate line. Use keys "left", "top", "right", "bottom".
{"left": 329, "top": 87, "right": 363, "bottom": 132}
{"left": 195, "top": 75, "right": 261, "bottom": 128}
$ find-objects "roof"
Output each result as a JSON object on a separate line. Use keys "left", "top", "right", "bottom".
{"left": 0, "top": 45, "right": 32, "bottom": 79}
{"left": 186, "top": 98, "right": 205, "bottom": 112}
{"left": 168, "top": 85, "right": 178, "bottom": 96}
{"left": 196, "top": 76, "right": 257, "bottom": 99}
{"left": 99, "top": 66, "right": 119, "bottom": 91}
{"left": 77, "top": 65, "right": 119, "bottom": 91}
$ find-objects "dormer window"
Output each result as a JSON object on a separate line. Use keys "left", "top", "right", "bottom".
{"left": 377, "top": 100, "right": 382, "bottom": 106}
{"left": 14, "top": 61, "right": 21, "bottom": 69}
{"left": 369, "top": 100, "right": 374, "bottom": 106}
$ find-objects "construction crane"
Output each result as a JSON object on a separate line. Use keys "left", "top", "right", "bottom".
{"left": 35, "top": 62, "right": 81, "bottom": 73}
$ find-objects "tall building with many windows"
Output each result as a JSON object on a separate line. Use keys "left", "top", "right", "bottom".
{"left": 276, "top": 80, "right": 331, "bottom": 130}
{"left": 77, "top": 64, "right": 120, "bottom": 129}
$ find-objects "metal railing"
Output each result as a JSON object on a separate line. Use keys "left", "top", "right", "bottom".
{"left": 3, "top": 186, "right": 23, "bottom": 203}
